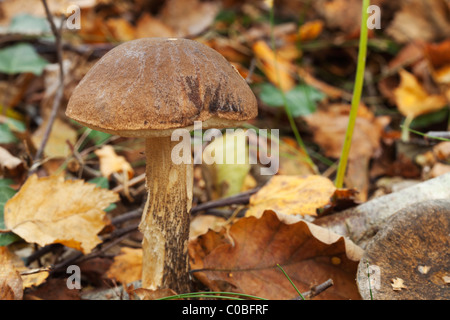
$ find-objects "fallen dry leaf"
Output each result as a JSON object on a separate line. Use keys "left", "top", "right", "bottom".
{"left": 305, "top": 104, "right": 390, "bottom": 200}
{"left": 189, "top": 215, "right": 227, "bottom": 240}
{"left": 429, "top": 163, "right": 450, "bottom": 178}
{"left": 387, "top": 0, "right": 450, "bottom": 43}
{"left": 425, "top": 40, "right": 450, "bottom": 84}
{"left": 189, "top": 210, "right": 363, "bottom": 300}
{"left": 31, "top": 118, "right": 77, "bottom": 159}
{"left": 443, "top": 275, "right": 450, "bottom": 284}
{"left": 23, "top": 278, "right": 80, "bottom": 300}
{"left": 4, "top": 174, "right": 119, "bottom": 254}
{"left": 95, "top": 145, "right": 134, "bottom": 180}
{"left": 20, "top": 268, "right": 50, "bottom": 289}
{"left": 391, "top": 277, "right": 407, "bottom": 291}
{"left": 132, "top": 287, "right": 177, "bottom": 300}
{"left": 246, "top": 175, "right": 336, "bottom": 218}
{"left": 313, "top": 0, "right": 384, "bottom": 35}
{"left": 298, "top": 20, "right": 324, "bottom": 41}
{"left": 417, "top": 265, "right": 431, "bottom": 275}
{"left": 158, "top": 0, "right": 220, "bottom": 37}
{"left": 252, "top": 40, "right": 295, "bottom": 92}
{"left": 298, "top": 68, "right": 350, "bottom": 100}
{"left": 305, "top": 104, "right": 388, "bottom": 160}
{"left": 2, "top": 247, "right": 50, "bottom": 289}
{"left": 106, "top": 247, "right": 142, "bottom": 285}
{"left": 105, "top": 18, "right": 136, "bottom": 42}
{"left": 277, "top": 137, "right": 317, "bottom": 175}
{"left": 433, "top": 141, "right": 450, "bottom": 161}
{"left": 0, "top": 146, "right": 22, "bottom": 171}
{"left": 0, "top": 247, "right": 23, "bottom": 300}
{"left": 135, "top": 13, "right": 176, "bottom": 38}
{"left": 394, "top": 69, "right": 447, "bottom": 120}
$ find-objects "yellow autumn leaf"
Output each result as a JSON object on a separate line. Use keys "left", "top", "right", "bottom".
{"left": 298, "top": 20, "right": 324, "bottom": 41}
{"left": 106, "top": 247, "right": 142, "bottom": 285}
{"left": 94, "top": 145, "right": 134, "bottom": 179}
{"left": 394, "top": 69, "right": 447, "bottom": 119}
{"left": 1, "top": 247, "right": 49, "bottom": 289}
{"left": 246, "top": 175, "right": 336, "bottom": 218}
{"left": 0, "top": 247, "right": 23, "bottom": 300}
{"left": 252, "top": 40, "right": 295, "bottom": 92}
{"left": 31, "top": 118, "right": 77, "bottom": 158}
{"left": 4, "top": 174, "right": 119, "bottom": 254}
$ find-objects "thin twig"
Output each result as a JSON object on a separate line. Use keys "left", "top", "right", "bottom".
{"left": 190, "top": 187, "right": 260, "bottom": 214}
{"left": 295, "top": 278, "right": 334, "bottom": 300}
{"left": 110, "top": 208, "right": 143, "bottom": 226}
{"left": 112, "top": 173, "right": 146, "bottom": 193}
{"left": 25, "top": 244, "right": 62, "bottom": 266}
{"left": 31, "top": 0, "right": 65, "bottom": 170}
{"left": 50, "top": 223, "right": 139, "bottom": 274}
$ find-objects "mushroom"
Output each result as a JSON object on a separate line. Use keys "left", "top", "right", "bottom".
{"left": 66, "top": 38, "right": 258, "bottom": 293}
{"left": 356, "top": 199, "right": 450, "bottom": 300}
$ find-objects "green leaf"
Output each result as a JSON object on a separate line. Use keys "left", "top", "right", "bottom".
{"left": 87, "top": 129, "right": 112, "bottom": 146}
{"left": 3, "top": 116, "right": 26, "bottom": 133}
{"left": 0, "top": 123, "right": 19, "bottom": 143}
{"left": 259, "top": 83, "right": 324, "bottom": 117}
{"left": 0, "top": 43, "right": 49, "bottom": 75}
{"left": 411, "top": 108, "right": 449, "bottom": 129}
{"left": 0, "top": 186, "right": 20, "bottom": 246}
{"left": 0, "top": 179, "right": 14, "bottom": 187}
{"left": 8, "top": 14, "right": 51, "bottom": 35}
{"left": 88, "top": 176, "right": 110, "bottom": 189}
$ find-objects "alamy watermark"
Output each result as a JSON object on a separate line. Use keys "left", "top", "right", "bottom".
{"left": 171, "top": 121, "right": 279, "bottom": 176}
{"left": 66, "top": 5, "right": 81, "bottom": 30}
{"left": 66, "top": 265, "right": 81, "bottom": 289}
{"left": 367, "top": 5, "right": 381, "bottom": 30}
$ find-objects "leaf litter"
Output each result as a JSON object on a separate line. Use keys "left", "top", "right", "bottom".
{"left": 0, "top": 0, "right": 449, "bottom": 300}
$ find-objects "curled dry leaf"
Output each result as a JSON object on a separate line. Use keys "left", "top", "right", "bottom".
{"left": 2, "top": 246, "right": 49, "bottom": 289}
{"left": 189, "top": 210, "right": 364, "bottom": 300}
{"left": 106, "top": 247, "right": 142, "bottom": 285}
{"left": 305, "top": 104, "right": 390, "bottom": 201}
{"left": 391, "top": 277, "right": 407, "bottom": 291}
{"left": 189, "top": 215, "right": 227, "bottom": 240}
{"left": 386, "top": 0, "right": 450, "bottom": 43}
{"left": 425, "top": 40, "right": 450, "bottom": 86}
{"left": 252, "top": 40, "right": 295, "bottom": 92}
{"left": 245, "top": 175, "right": 336, "bottom": 218}
{"left": 94, "top": 145, "right": 134, "bottom": 180}
{"left": 394, "top": 69, "right": 447, "bottom": 120}
{"left": 4, "top": 174, "right": 119, "bottom": 254}
{"left": 0, "top": 247, "right": 23, "bottom": 300}
{"left": 297, "top": 20, "right": 324, "bottom": 41}
{"left": 0, "top": 146, "right": 22, "bottom": 171}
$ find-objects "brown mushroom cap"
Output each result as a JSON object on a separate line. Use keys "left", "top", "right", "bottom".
{"left": 356, "top": 199, "right": 450, "bottom": 300}
{"left": 66, "top": 37, "right": 258, "bottom": 137}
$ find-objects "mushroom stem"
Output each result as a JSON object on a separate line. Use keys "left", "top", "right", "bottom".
{"left": 140, "top": 136, "right": 193, "bottom": 293}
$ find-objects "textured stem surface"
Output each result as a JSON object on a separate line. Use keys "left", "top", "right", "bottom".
{"left": 140, "top": 136, "right": 193, "bottom": 293}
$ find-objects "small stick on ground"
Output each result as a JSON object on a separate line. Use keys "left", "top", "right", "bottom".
{"left": 31, "top": 0, "right": 65, "bottom": 171}
{"left": 190, "top": 187, "right": 260, "bottom": 215}
{"left": 295, "top": 279, "right": 334, "bottom": 300}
